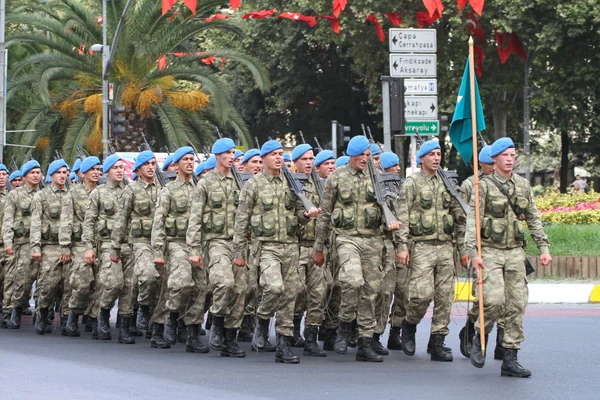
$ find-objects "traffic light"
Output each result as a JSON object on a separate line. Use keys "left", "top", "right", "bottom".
{"left": 110, "top": 105, "right": 127, "bottom": 136}
{"left": 439, "top": 115, "right": 449, "bottom": 133}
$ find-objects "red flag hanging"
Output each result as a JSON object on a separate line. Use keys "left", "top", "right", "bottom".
{"left": 202, "top": 56, "right": 217, "bottom": 65}
{"left": 320, "top": 16, "right": 340, "bottom": 33}
{"left": 162, "top": 0, "right": 177, "bottom": 15}
{"left": 230, "top": 0, "right": 241, "bottom": 11}
{"left": 205, "top": 13, "right": 229, "bottom": 22}
{"left": 422, "top": 0, "right": 444, "bottom": 17}
{"left": 416, "top": 10, "right": 441, "bottom": 27}
{"left": 333, "top": 0, "right": 348, "bottom": 18}
{"left": 456, "top": 0, "right": 467, "bottom": 11}
{"left": 242, "top": 9, "right": 277, "bottom": 19}
{"left": 158, "top": 54, "right": 167, "bottom": 70}
{"left": 385, "top": 12, "right": 403, "bottom": 27}
{"left": 467, "top": 12, "right": 485, "bottom": 76}
{"left": 365, "top": 14, "right": 385, "bottom": 43}
{"left": 182, "top": 0, "right": 197, "bottom": 15}
{"left": 495, "top": 29, "right": 527, "bottom": 64}
{"left": 277, "top": 12, "right": 318, "bottom": 27}
{"left": 469, "top": 0, "right": 485, "bottom": 15}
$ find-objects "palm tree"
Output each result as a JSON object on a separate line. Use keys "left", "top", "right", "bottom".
{"left": 6, "top": 0, "right": 269, "bottom": 164}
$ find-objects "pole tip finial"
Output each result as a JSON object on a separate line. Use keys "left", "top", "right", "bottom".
{"left": 469, "top": 36, "right": 474, "bottom": 45}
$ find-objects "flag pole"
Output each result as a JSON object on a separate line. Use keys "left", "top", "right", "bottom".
{"left": 468, "top": 36, "right": 485, "bottom": 355}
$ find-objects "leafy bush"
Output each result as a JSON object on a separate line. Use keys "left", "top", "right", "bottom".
{"left": 535, "top": 190, "right": 600, "bottom": 224}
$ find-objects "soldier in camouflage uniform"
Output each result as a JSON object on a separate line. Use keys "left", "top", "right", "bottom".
{"left": 233, "top": 140, "right": 318, "bottom": 364}
{"left": 0, "top": 164, "right": 9, "bottom": 324}
{"left": 61, "top": 157, "right": 101, "bottom": 337}
{"left": 83, "top": 155, "right": 135, "bottom": 344}
{"left": 187, "top": 138, "right": 247, "bottom": 358}
{"left": 111, "top": 151, "right": 160, "bottom": 338}
{"left": 2, "top": 160, "right": 42, "bottom": 329}
{"left": 466, "top": 138, "right": 551, "bottom": 378}
{"left": 152, "top": 146, "right": 208, "bottom": 353}
{"left": 30, "top": 159, "right": 70, "bottom": 335}
{"left": 313, "top": 136, "right": 401, "bottom": 363}
{"left": 397, "top": 139, "right": 464, "bottom": 362}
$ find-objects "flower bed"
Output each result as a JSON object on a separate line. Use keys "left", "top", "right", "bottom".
{"left": 536, "top": 191, "right": 600, "bottom": 224}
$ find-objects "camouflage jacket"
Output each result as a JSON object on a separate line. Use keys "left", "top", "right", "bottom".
{"left": 299, "top": 174, "right": 320, "bottom": 244}
{"left": 233, "top": 170, "right": 309, "bottom": 259}
{"left": 30, "top": 184, "right": 68, "bottom": 252}
{"left": 465, "top": 170, "right": 550, "bottom": 258}
{"left": 59, "top": 183, "right": 93, "bottom": 254}
{"left": 2, "top": 185, "right": 38, "bottom": 248}
{"left": 0, "top": 187, "right": 7, "bottom": 245}
{"left": 151, "top": 175, "right": 194, "bottom": 255}
{"left": 187, "top": 169, "right": 238, "bottom": 257}
{"left": 82, "top": 181, "right": 126, "bottom": 251}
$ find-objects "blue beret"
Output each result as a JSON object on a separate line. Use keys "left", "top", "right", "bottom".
{"left": 70, "top": 172, "right": 78, "bottom": 183}
{"left": 241, "top": 149, "right": 260, "bottom": 164}
{"left": 260, "top": 140, "right": 283, "bottom": 157}
{"left": 80, "top": 156, "right": 101, "bottom": 173}
{"left": 45, "top": 174, "right": 52, "bottom": 183}
{"left": 336, "top": 156, "right": 350, "bottom": 168}
{"left": 346, "top": 136, "right": 370, "bottom": 157}
{"left": 490, "top": 137, "right": 515, "bottom": 157}
{"left": 195, "top": 162, "right": 205, "bottom": 177}
{"left": 134, "top": 150, "right": 156, "bottom": 171}
{"left": 283, "top": 153, "right": 291, "bottom": 162}
{"left": 103, "top": 154, "right": 122, "bottom": 172}
{"left": 478, "top": 146, "right": 493, "bottom": 164}
{"left": 172, "top": 146, "right": 194, "bottom": 164}
{"left": 204, "top": 155, "right": 216, "bottom": 170}
{"left": 21, "top": 160, "right": 41, "bottom": 177}
{"left": 380, "top": 152, "right": 399, "bottom": 170}
{"left": 132, "top": 172, "right": 137, "bottom": 181}
{"left": 370, "top": 144, "right": 381, "bottom": 156}
{"left": 48, "top": 159, "right": 69, "bottom": 176}
{"left": 417, "top": 139, "right": 441, "bottom": 162}
{"left": 9, "top": 171, "right": 21, "bottom": 181}
{"left": 0, "top": 164, "right": 8, "bottom": 173}
{"left": 72, "top": 158, "right": 82, "bottom": 173}
{"left": 212, "top": 138, "right": 236, "bottom": 155}
{"left": 314, "top": 150, "right": 335, "bottom": 167}
{"left": 234, "top": 150, "right": 244, "bottom": 160}
{"left": 161, "top": 154, "right": 174, "bottom": 171}
{"left": 291, "top": 144, "right": 312, "bottom": 162}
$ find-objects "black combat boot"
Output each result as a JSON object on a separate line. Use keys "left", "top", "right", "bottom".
{"left": 401, "top": 321, "right": 417, "bottom": 356}
{"left": 150, "top": 323, "right": 171, "bottom": 349}
{"left": 115, "top": 314, "right": 121, "bottom": 328}
{"left": 275, "top": 335, "right": 300, "bottom": 364}
{"left": 85, "top": 315, "right": 94, "bottom": 332}
{"left": 90, "top": 318, "right": 99, "bottom": 340}
{"left": 459, "top": 320, "right": 475, "bottom": 358}
{"left": 291, "top": 316, "right": 305, "bottom": 347}
{"left": 65, "top": 311, "right": 81, "bottom": 337}
{"left": 317, "top": 324, "right": 326, "bottom": 341}
{"left": 252, "top": 317, "right": 270, "bottom": 351}
{"left": 238, "top": 314, "right": 254, "bottom": 342}
{"left": 118, "top": 315, "right": 136, "bottom": 344}
{"left": 7, "top": 307, "right": 22, "bottom": 329}
{"left": 470, "top": 333, "right": 488, "bottom": 368}
{"left": 163, "top": 312, "right": 178, "bottom": 345}
{"left": 209, "top": 315, "right": 225, "bottom": 350}
{"left": 501, "top": 349, "right": 531, "bottom": 378}
{"left": 145, "top": 322, "right": 153, "bottom": 339}
{"left": 387, "top": 326, "right": 402, "bottom": 350}
{"left": 348, "top": 319, "right": 357, "bottom": 348}
{"left": 97, "top": 308, "right": 112, "bottom": 340}
{"left": 137, "top": 305, "right": 150, "bottom": 331}
{"left": 430, "top": 334, "right": 453, "bottom": 362}
{"left": 221, "top": 328, "right": 246, "bottom": 358}
{"left": 45, "top": 310, "right": 54, "bottom": 334}
{"left": 372, "top": 333, "right": 389, "bottom": 356}
{"left": 494, "top": 327, "right": 506, "bottom": 360}
{"left": 186, "top": 324, "right": 210, "bottom": 353}
{"left": 35, "top": 308, "right": 48, "bottom": 335}
{"left": 334, "top": 322, "right": 352, "bottom": 355}
{"left": 356, "top": 337, "right": 384, "bottom": 363}
{"left": 427, "top": 334, "right": 452, "bottom": 354}
{"left": 322, "top": 328, "right": 337, "bottom": 351}
{"left": 303, "top": 326, "right": 326, "bottom": 357}
{"left": 205, "top": 312, "right": 213, "bottom": 330}
{"left": 60, "top": 314, "right": 69, "bottom": 336}
{"left": 1, "top": 311, "right": 10, "bottom": 329}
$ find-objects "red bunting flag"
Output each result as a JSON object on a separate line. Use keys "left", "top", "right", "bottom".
{"left": 230, "top": 0, "right": 241, "bottom": 11}
{"left": 242, "top": 9, "right": 277, "bottom": 19}
{"left": 162, "top": 0, "right": 177, "bottom": 15}
{"left": 385, "top": 12, "right": 403, "bottom": 26}
{"left": 494, "top": 29, "right": 527, "bottom": 64}
{"left": 416, "top": 10, "right": 441, "bottom": 27}
{"left": 158, "top": 54, "right": 167, "bottom": 70}
{"left": 467, "top": 12, "right": 485, "bottom": 76}
{"left": 205, "top": 13, "right": 229, "bottom": 22}
{"left": 202, "top": 56, "right": 217, "bottom": 65}
{"left": 469, "top": 0, "right": 485, "bottom": 15}
{"left": 365, "top": 14, "right": 385, "bottom": 43}
{"left": 182, "top": 0, "right": 197, "bottom": 15}
{"left": 456, "top": 0, "right": 467, "bottom": 10}
{"left": 320, "top": 15, "right": 340, "bottom": 33}
{"left": 333, "top": 0, "right": 348, "bottom": 18}
{"left": 422, "top": 0, "right": 444, "bottom": 17}
{"left": 277, "top": 12, "right": 318, "bottom": 27}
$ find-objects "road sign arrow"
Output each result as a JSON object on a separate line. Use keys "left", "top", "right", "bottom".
{"left": 430, "top": 103, "right": 436, "bottom": 112}
{"left": 393, "top": 61, "right": 398, "bottom": 70}
{"left": 392, "top": 35, "right": 398, "bottom": 45}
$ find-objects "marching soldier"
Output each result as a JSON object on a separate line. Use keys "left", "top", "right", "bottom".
{"left": 335, "top": 156, "right": 349, "bottom": 168}
{"left": 233, "top": 140, "right": 318, "bottom": 364}
{"left": 162, "top": 154, "right": 178, "bottom": 173}
{"left": 315, "top": 150, "right": 335, "bottom": 180}
{"left": 72, "top": 159, "right": 83, "bottom": 183}
{"left": 0, "top": 164, "right": 9, "bottom": 322}
{"left": 9, "top": 171, "right": 22, "bottom": 189}
{"left": 234, "top": 150, "right": 244, "bottom": 171}
{"left": 466, "top": 137, "right": 551, "bottom": 377}
{"left": 187, "top": 138, "right": 247, "bottom": 357}
{"left": 30, "top": 159, "right": 70, "bottom": 335}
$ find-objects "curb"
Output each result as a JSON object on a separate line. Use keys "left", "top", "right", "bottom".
{"left": 454, "top": 282, "right": 600, "bottom": 304}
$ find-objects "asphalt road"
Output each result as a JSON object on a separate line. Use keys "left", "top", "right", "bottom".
{"left": 1, "top": 304, "right": 599, "bottom": 400}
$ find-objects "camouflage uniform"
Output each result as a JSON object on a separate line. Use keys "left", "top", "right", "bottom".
{"left": 233, "top": 170, "right": 309, "bottom": 337}
{"left": 464, "top": 171, "right": 549, "bottom": 349}
{"left": 0, "top": 187, "right": 7, "bottom": 308}
{"left": 187, "top": 169, "right": 246, "bottom": 328}
{"left": 2, "top": 185, "right": 40, "bottom": 314}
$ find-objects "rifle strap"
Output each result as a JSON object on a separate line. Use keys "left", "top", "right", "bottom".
{"left": 482, "top": 175, "right": 524, "bottom": 221}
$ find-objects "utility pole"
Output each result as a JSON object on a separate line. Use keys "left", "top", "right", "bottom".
{"left": 0, "top": 0, "right": 7, "bottom": 163}
{"left": 101, "top": 0, "right": 109, "bottom": 159}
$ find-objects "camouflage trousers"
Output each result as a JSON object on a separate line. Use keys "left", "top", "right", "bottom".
{"left": 336, "top": 235, "right": 384, "bottom": 338}
{"left": 206, "top": 239, "right": 247, "bottom": 329}
{"left": 388, "top": 264, "right": 409, "bottom": 328}
{"left": 294, "top": 245, "right": 332, "bottom": 327}
{"left": 68, "top": 246, "right": 94, "bottom": 315}
{"left": 36, "top": 244, "right": 70, "bottom": 313}
{"left": 2, "top": 244, "right": 39, "bottom": 312}
{"left": 243, "top": 248, "right": 259, "bottom": 318}
{"left": 405, "top": 241, "right": 455, "bottom": 335}
{"left": 91, "top": 243, "right": 135, "bottom": 317}
{"left": 0, "top": 250, "right": 5, "bottom": 308}
{"left": 322, "top": 247, "right": 341, "bottom": 330}
{"left": 132, "top": 243, "right": 161, "bottom": 308}
{"left": 475, "top": 247, "right": 528, "bottom": 350}
{"left": 468, "top": 267, "right": 505, "bottom": 329}
{"left": 255, "top": 242, "right": 299, "bottom": 337}
{"left": 375, "top": 239, "right": 397, "bottom": 335}
{"left": 152, "top": 241, "right": 206, "bottom": 326}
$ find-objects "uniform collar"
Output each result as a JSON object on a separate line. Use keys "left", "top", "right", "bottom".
{"left": 107, "top": 180, "right": 125, "bottom": 189}
{"left": 262, "top": 169, "right": 283, "bottom": 183}
{"left": 346, "top": 163, "right": 365, "bottom": 176}
{"left": 492, "top": 170, "right": 514, "bottom": 184}
{"left": 50, "top": 184, "right": 67, "bottom": 193}
{"left": 213, "top": 169, "right": 233, "bottom": 181}
{"left": 174, "top": 174, "right": 194, "bottom": 187}
{"left": 24, "top": 184, "right": 38, "bottom": 194}
{"left": 139, "top": 179, "right": 156, "bottom": 189}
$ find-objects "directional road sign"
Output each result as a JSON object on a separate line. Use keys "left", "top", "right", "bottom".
{"left": 389, "top": 28, "right": 437, "bottom": 53}
{"left": 404, "top": 79, "right": 437, "bottom": 95}
{"left": 389, "top": 54, "right": 437, "bottom": 78}
{"left": 404, "top": 96, "right": 438, "bottom": 120}
{"left": 402, "top": 120, "right": 439, "bottom": 136}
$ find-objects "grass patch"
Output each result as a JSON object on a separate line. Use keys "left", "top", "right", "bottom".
{"left": 525, "top": 224, "right": 600, "bottom": 256}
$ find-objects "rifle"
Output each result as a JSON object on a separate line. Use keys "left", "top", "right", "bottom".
{"left": 76, "top": 145, "right": 88, "bottom": 161}
{"left": 214, "top": 128, "right": 251, "bottom": 189}
{"left": 298, "top": 131, "right": 323, "bottom": 200}
{"left": 140, "top": 133, "right": 167, "bottom": 187}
